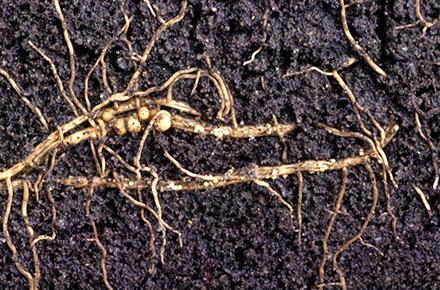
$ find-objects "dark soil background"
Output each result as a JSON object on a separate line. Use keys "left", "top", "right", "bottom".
{"left": 0, "top": 0, "right": 439, "bottom": 289}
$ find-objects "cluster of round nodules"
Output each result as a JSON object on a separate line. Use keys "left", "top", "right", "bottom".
{"left": 100, "top": 106, "right": 172, "bottom": 136}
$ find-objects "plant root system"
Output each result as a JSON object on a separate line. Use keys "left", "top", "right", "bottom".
{"left": 0, "top": 0, "right": 437, "bottom": 289}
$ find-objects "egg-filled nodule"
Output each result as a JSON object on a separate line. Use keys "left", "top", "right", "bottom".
{"left": 137, "top": 106, "right": 150, "bottom": 121}
{"left": 101, "top": 108, "right": 114, "bottom": 123}
{"left": 154, "top": 111, "right": 172, "bottom": 132}
{"left": 127, "top": 116, "right": 142, "bottom": 133}
{"left": 112, "top": 118, "right": 127, "bottom": 136}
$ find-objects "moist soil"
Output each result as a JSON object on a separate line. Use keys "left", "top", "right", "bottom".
{"left": 0, "top": 0, "right": 439, "bottom": 289}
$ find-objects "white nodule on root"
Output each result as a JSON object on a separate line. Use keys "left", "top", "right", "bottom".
{"left": 154, "top": 111, "right": 172, "bottom": 132}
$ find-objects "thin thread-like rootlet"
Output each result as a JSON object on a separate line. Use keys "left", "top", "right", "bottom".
{"left": 0, "top": 1, "right": 430, "bottom": 289}
{"left": 395, "top": 0, "right": 440, "bottom": 33}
